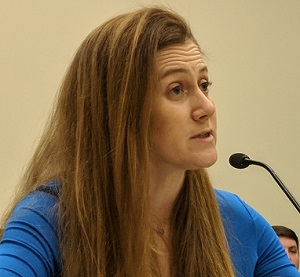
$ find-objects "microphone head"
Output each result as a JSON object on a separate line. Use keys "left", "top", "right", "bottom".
{"left": 229, "top": 153, "right": 251, "bottom": 169}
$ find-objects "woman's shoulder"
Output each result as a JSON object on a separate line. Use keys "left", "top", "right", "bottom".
{"left": 214, "top": 188, "right": 267, "bottom": 227}
{"left": 10, "top": 180, "right": 60, "bottom": 229}
{"left": 214, "top": 189, "right": 300, "bottom": 276}
{"left": 214, "top": 189, "right": 243, "bottom": 210}
{"left": 0, "top": 181, "right": 61, "bottom": 276}
{"left": 214, "top": 188, "right": 275, "bottom": 245}
{"left": 35, "top": 180, "right": 60, "bottom": 198}
{"left": 214, "top": 188, "right": 243, "bottom": 204}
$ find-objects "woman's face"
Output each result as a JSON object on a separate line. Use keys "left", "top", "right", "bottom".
{"left": 150, "top": 40, "right": 217, "bottom": 173}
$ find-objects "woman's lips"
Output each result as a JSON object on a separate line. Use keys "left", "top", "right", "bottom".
{"left": 197, "top": 132, "right": 210, "bottom": 138}
{"left": 191, "top": 130, "right": 212, "bottom": 139}
{"left": 190, "top": 130, "right": 214, "bottom": 143}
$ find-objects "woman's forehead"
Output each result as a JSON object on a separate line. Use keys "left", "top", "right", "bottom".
{"left": 155, "top": 41, "right": 206, "bottom": 78}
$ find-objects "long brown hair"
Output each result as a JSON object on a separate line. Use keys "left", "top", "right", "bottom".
{"left": 1, "top": 6, "right": 235, "bottom": 276}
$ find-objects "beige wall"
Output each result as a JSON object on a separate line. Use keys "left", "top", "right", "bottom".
{"left": 1, "top": 0, "right": 300, "bottom": 236}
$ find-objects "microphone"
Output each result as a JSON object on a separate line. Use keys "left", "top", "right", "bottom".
{"left": 229, "top": 153, "right": 300, "bottom": 213}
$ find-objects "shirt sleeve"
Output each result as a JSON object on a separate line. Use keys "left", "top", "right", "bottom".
{"left": 0, "top": 190, "right": 61, "bottom": 277}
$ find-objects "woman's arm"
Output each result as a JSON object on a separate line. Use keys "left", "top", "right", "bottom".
{"left": 0, "top": 190, "right": 60, "bottom": 276}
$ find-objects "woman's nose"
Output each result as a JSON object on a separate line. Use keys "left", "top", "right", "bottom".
{"left": 191, "top": 89, "right": 215, "bottom": 121}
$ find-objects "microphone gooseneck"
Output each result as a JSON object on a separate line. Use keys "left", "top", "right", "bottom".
{"left": 229, "top": 153, "right": 300, "bottom": 213}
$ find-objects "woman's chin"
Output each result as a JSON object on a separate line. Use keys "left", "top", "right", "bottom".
{"left": 189, "top": 152, "right": 218, "bottom": 170}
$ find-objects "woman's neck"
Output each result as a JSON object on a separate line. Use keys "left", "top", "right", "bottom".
{"left": 149, "top": 167, "right": 185, "bottom": 225}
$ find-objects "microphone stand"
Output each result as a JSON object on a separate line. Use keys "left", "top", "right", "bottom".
{"left": 244, "top": 157, "right": 300, "bottom": 214}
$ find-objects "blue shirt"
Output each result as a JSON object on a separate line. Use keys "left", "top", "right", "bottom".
{"left": 216, "top": 189, "right": 299, "bottom": 276}
{"left": 0, "top": 181, "right": 299, "bottom": 276}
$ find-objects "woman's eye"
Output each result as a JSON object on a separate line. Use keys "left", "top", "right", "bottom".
{"left": 170, "top": 85, "right": 183, "bottom": 95}
{"left": 200, "top": 81, "right": 212, "bottom": 93}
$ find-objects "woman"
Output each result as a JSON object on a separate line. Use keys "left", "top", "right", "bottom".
{"left": 0, "top": 6, "right": 299, "bottom": 277}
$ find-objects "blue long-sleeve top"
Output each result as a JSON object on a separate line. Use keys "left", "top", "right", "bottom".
{"left": 0, "top": 181, "right": 299, "bottom": 276}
